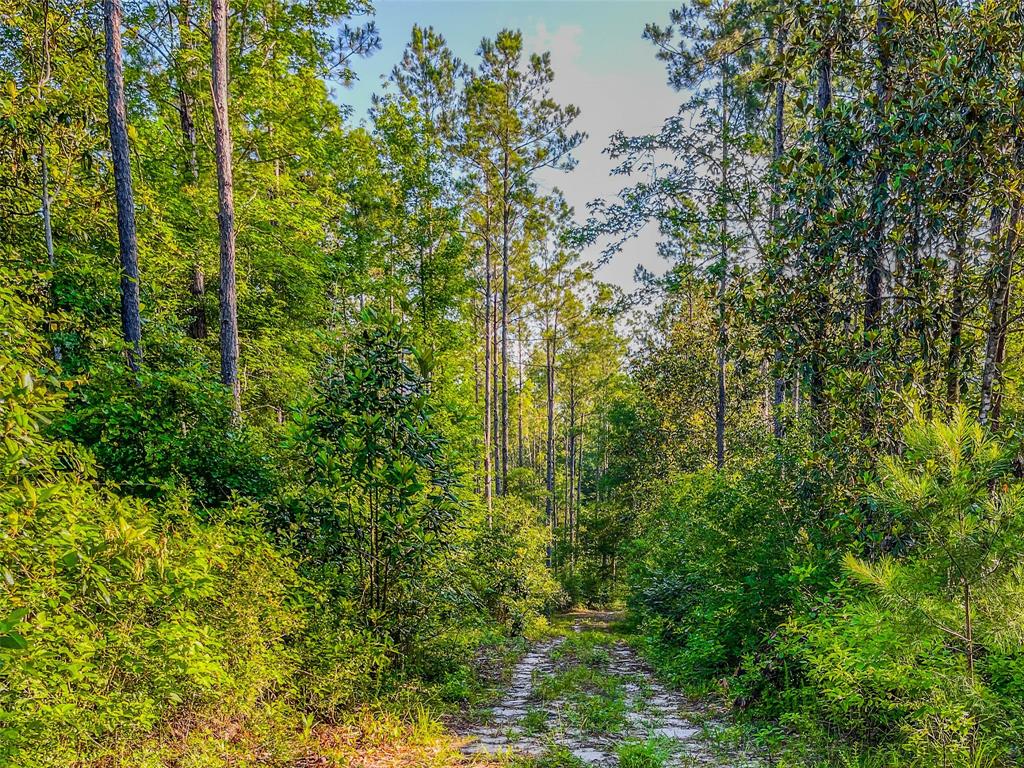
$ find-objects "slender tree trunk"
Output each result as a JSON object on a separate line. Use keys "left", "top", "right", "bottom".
{"left": 211, "top": 0, "right": 240, "bottom": 410}
{"left": 517, "top": 315, "right": 524, "bottom": 466}
{"left": 187, "top": 265, "right": 206, "bottom": 339}
{"left": 980, "top": 200, "right": 1020, "bottom": 429}
{"left": 963, "top": 575, "right": 975, "bottom": 686}
{"left": 910, "top": 196, "right": 933, "bottom": 414}
{"left": 483, "top": 210, "right": 493, "bottom": 521}
{"left": 38, "top": 2, "right": 60, "bottom": 362}
{"left": 771, "top": 18, "right": 787, "bottom": 439}
{"left": 716, "top": 272, "right": 727, "bottom": 469}
{"left": 492, "top": 264, "right": 502, "bottom": 496}
{"left": 40, "top": 148, "right": 54, "bottom": 271}
{"left": 575, "top": 407, "right": 584, "bottom": 562}
{"left": 809, "top": 42, "right": 833, "bottom": 417}
{"left": 40, "top": 143, "right": 61, "bottom": 362}
{"left": 863, "top": 0, "right": 891, "bottom": 432}
{"left": 500, "top": 154, "right": 510, "bottom": 496}
{"left": 173, "top": 0, "right": 206, "bottom": 340}
{"left": 473, "top": 341, "right": 481, "bottom": 494}
{"left": 945, "top": 220, "right": 967, "bottom": 406}
{"left": 567, "top": 382, "right": 576, "bottom": 565}
{"left": 715, "top": 71, "right": 728, "bottom": 470}
{"left": 545, "top": 333, "right": 556, "bottom": 557}
{"left": 175, "top": 0, "right": 199, "bottom": 182}
{"left": 103, "top": 0, "right": 142, "bottom": 371}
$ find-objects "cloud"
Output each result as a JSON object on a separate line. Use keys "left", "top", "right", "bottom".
{"left": 523, "top": 20, "right": 677, "bottom": 290}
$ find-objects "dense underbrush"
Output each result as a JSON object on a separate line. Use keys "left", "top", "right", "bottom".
{"left": 627, "top": 416, "right": 1024, "bottom": 767}
{"left": 0, "top": 284, "right": 560, "bottom": 766}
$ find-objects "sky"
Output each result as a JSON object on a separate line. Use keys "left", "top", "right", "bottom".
{"left": 336, "top": 0, "right": 681, "bottom": 290}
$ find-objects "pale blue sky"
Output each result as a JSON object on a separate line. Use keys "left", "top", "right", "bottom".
{"left": 337, "top": 0, "right": 681, "bottom": 289}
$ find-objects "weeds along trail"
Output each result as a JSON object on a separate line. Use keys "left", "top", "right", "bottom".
{"left": 458, "top": 612, "right": 760, "bottom": 767}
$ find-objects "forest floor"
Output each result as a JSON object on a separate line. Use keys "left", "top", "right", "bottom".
{"left": 451, "top": 611, "right": 761, "bottom": 768}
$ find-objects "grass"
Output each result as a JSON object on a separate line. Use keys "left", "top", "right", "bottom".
{"left": 521, "top": 708, "right": 549, "bottom": 735}
{"left": 521, "top": 745, "right": 586, "bottom": 768}
{"left": 548, "top": 630, "right": 615, "bottom": 668}
{"left": 616, "top": 738, "right": 674, "bottom": 768}
{"left": 563, "top": 689, "right": 628, "bottom": 734}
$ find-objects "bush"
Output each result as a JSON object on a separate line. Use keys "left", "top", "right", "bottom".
{"left": 56, "top": 346, "right": 275, "bottom": 506}
{"left": 627, "top": 456, "right": 818, "bottom": 683}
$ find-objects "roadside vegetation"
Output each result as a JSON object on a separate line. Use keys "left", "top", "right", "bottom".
{"left": 3, "top": 1, "right": 1024, "bottom": 766}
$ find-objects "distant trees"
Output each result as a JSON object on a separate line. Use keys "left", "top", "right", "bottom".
{"left": 583, "top": 0, "right": 1024, "bottom": 465}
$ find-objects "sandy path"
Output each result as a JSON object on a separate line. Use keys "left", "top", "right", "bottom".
{"left": 458, "top": 613, "right": 760, "bottom": 767}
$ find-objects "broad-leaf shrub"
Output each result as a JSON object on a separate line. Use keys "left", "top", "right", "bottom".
{"left": 627, "top": 458, "right": 814, "bottom": 684}
{"left": 1, "top": 286, "right": 405, "bottom": 763}
{"left": 57, "top": 350, "right": 275, "bottom": 506}
{"left": 285, "top": 308, "right": 463, "bottom": 649}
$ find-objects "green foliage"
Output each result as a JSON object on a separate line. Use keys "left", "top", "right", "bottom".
{"left": 287, "top": 308, "right": 463, "bottom": 646}
{"left": 9, "top": 0, "right": 1024, "bottom": 764}
{"left": 628, "top": 451, "right": 821, "bottom": 684}
{"left": 466, "top": 497, "right": 566, "bottom": 632}
{"left": 56, "top": 353, "right": 274, "bottom": 505}
{"left": 616, "top": 738, "right": 672, "bottom": 768}
{"left": 1, "top": 276, "right": 300, "bottom": 764}
{"left": 629, "top": 411, "right": 1024, "bottom": 766}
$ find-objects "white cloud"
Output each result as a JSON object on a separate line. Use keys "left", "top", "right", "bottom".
{"left": 523, "top": 20, "right": 677, "bottom": 291}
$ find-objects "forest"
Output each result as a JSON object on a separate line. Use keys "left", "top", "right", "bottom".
{"left": 1, "top": 0, "right": 1023, "bottom": 766}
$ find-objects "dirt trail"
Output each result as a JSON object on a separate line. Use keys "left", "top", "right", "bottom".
{"left": 458, "top": 612, "right": 759, "bottom": 767}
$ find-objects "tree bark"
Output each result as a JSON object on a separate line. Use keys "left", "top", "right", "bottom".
{"left": 545, "top": 332, "right": 556, "bottom": 563}
{"left": 500, "top": 153, "right": 510, "bottom": 496}
{"left": 187, "top": 265, "right": 206, "bottom": 339}
{"left": 483, "top": 207, "right": 493, "bottom": 521}
{"left": 41, "top": 143, "right": 61, "bottom": 362}
{"left": 809, "top": 41, "right": 833, "bottom": 416}
{"left": 211, "top": 0, "right": 240, "bottom": 410}
{"left": 567, "top": 380, "right": 576, "bottom": 564}
{"left": 863, "top": 0, "right": 891, "bottom": 431}
{"left": 715, "top": 70, "right": 729, "bottom": 470}
{"left": 103, "top": 0, "right": 143, "bottom": 371}
{"left": 575, "top": 407, "right": 584, "bottom": 562}
{"left": 517, "top": 314, "right": 525, "bottom": 466}
{"left": 172, "top": 0, "right": 207, "bottom": 340}
{"left": 980, "top": 200, "right": 1020, "bottom": 429}
{"left": 175, "top": 0, "right": 199, "bottom": 183}
{"left": 492, "top": 264, "right": 502, "bottom": 496}
{"left": 771, "top": 17, "right": 786, "bottom": 439}
{"left": 945, "top": 221, "right": 967, "bottom": 406}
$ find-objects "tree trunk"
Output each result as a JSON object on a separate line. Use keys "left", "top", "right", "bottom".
{"left": 715, "top": 70, "right": 728, "bottom": 470}
{"left": 173, "top": 0, "right": 206, "bottom": 340}
{"left": 809, "top": 43, "right": 833, "bottom": 417}
{"left": 716, "top": 271, "right": 727, "bottom": 469}
{"left": 517, "top": 314, "right": 524, "bottom": 466}
{"left": 187, "top": 265, "right": 206, "bottom": 339}
{"left": 945, "top": 221, "right": 967, "bottom": 406}
{"left": 575, "top": 407, "right": 584, "bottom": 562}
{"left": 483, "top": 208, "right": 493, "bottom": 521}
{"left": 545, "top": 333, "right": 556, "bottom": 559}
{"left": 103, "top": 0, "right": 142, "bottom": 371}
{"left": 211, "top": 0, "right": 240, "bottom": 410}
{"left": 863, "top": 0, "right": 891, "bottom": 432}
{"left": 567, "top": 381, "right": 576, "bottom": 565}
{"left": 500, "top": 153, "right": 510, "bottom": 496}
{"left": 980, "top": 200, "right": 1020, "bottom": 429}
{"left": 39, "top": 2, "right": 60, "bottom": 362}
{"left": 175, "top": 0, "right": 199, "bottom": 183}
{"left": 492, "top": 265, "right": 502, "bottom": 496}
{"left": 770, "top": 17, "right": 786, "bottom": 439}
{"left": 41, "top": 142, "right": 60, "bottom": 362}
